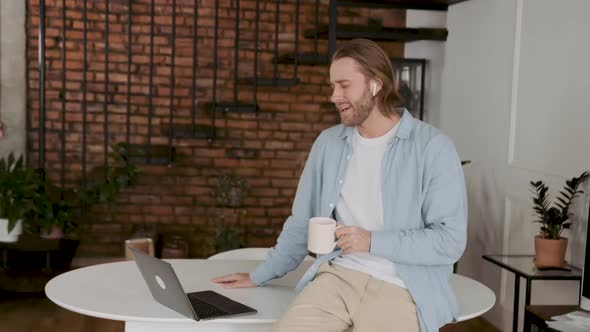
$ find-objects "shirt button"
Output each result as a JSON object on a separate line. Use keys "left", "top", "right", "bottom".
{"left": 346, "top": 155, "right": 351, "bottom": 160}
{"left": 339, "top": 180, "right": 343, "bottom": 184}
{"left": 329, "top": 203, "right": 334, "bottom": 208}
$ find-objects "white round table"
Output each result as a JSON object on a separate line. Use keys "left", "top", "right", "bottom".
{"left": 46, "top": 260, "right": 495, "bottom": 331}
{"left": 451, "top": 273, "right": 496, "bottom": 321}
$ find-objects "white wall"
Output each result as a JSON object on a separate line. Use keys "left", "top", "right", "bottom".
{"left": 404, "top": 10, "right": 447, "bottom": 127}
{"left": 0, "top": 2, "right": 27, "bottom": 158}
{"left": 441, "top": 0, "right": 590, "bottom": 330}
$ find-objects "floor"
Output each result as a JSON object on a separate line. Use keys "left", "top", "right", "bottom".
{"left": 1, "top": 291, "right": 500, "bottom": 332}
{"left": 1, "top": 292, "right": 121, "bottom": 332}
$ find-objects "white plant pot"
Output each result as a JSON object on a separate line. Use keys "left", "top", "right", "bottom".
{"left": 0, "top": 218, "right": 23, "bottom": 242}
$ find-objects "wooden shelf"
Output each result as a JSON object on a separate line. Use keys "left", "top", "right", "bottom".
{"left": 206, "top": 102, "right": 259, "bottom": 114}
{"left": 304, "top": 25, "right": 448, "bottom": 42}
{"left": 337, "top": 0, "right": 470, "bottom": 11}
{"left": 163, "top": 124, "right": 215, "bottom": 139}
{"left": 125, "top": 144, "right": 175, "bottom": 166}
{"left": 238, "top": 78, "right": 300, "bottom": 87}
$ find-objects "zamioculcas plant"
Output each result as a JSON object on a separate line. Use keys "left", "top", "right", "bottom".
{"left": 530, "top": 171, "right": 589, "bottom": 239}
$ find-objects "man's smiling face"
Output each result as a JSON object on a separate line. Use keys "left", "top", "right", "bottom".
{"left": 329, "top": 57, "right": 375, "bottom": 127}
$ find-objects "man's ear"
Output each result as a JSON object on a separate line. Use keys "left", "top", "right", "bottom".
{"left": 371, "top": 80, "right": 381, "bottom": 96}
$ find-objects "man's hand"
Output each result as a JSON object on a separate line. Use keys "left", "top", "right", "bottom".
{"left": 336, "top": 225, "right": 371, "bottom": 255}
{"left": 211, "top": 273, "right": 256, "bottom": 289}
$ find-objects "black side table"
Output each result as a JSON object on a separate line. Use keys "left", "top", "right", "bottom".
{"left": 525, "top": 305, "right": 579, "bottom": 332}
{"left": 0, "top": 234, "right": 79, "bottom": 292}
{"left": 1, "top": 234, "right": 77, "bottom": 270}
{"left": 483, "top": 255, "right": 582, "bottom": 332}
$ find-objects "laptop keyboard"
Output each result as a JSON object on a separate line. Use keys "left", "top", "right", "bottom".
{"left": 187, "top": 294, "right": 228, "bottom": 319}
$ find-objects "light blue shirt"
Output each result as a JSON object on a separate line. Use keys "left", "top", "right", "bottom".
{"left": 250, "top": 109, "right": 468, "bottom": 332}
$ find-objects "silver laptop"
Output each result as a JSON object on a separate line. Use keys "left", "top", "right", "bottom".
{"left": 129, "top": 247, "right": 257, "bottom": 321}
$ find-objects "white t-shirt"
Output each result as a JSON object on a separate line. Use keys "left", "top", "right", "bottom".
{"left": 332, "top": 123, "right": 406, "bottom": 288}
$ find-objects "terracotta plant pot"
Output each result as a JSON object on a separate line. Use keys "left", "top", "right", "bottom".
{"left": 534, "top": 235, "right": 568, "bottom": 267}
{"left": 41, "top": 225, "right": 64, "bottom": 239}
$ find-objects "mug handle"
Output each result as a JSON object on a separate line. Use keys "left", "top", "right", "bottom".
{"left": 331, "top": 225, "right": 344, "bottom": 251}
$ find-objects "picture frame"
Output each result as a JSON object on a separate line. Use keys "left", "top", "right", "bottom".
{"left": 391, "top": 58, "right": 426, "bottom": 121}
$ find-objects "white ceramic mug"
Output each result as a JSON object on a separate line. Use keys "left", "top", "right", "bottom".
{"left": 308, "top": 217, "right": 342, "bottom": 254}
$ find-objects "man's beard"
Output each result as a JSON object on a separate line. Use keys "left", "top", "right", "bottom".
{"left": 339, "top": 87, "right": 376, "bottom": 127}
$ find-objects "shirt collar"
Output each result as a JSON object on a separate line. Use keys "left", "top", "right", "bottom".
{"left": 337, "top": 108, "right": 413, "bottom": 143}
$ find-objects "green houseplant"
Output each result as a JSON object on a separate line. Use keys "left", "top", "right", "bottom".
{"left": 0, "top": 153, "right": 39, "bottom": 242}
{"left": 31, "top": 142, "right": 139, "bottom": 238}
{"left": 214, "top": 222, "right": 242, "bottom": 253}
{"left": 529, "top": 171, "right": 589, "bottom": 266}
{"left": 209, "top": 207, "right": 244, "bottom": 254}
{"left": 78, "top": 142, "right": 140, "bottom": 206}
{"left": 214, "top": 173, "right": 250, "bottom": 208}
{"left": 37, "top": 198, "right": 73, "bottom": 239}
{"left": 33, "top": 182, "right": 75, "bottom": 239}
{"left": 210, "top": 173, "right": 250, "bottom": 253}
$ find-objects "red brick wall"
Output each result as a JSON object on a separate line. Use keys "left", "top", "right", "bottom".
{"left": 26, "top": 0, "right": 405, "bottom": 258}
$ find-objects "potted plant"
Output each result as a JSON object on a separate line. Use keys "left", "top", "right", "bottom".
{"left": 213, "top": 173, "right": 250, "bottom": 208}
{"left": 79, "top": 142, "right": 140, "bottom": 206}
{"left": 214, "top": 222, "right": 242, "bottom": 253}
{"left": 209, "top": 173, "right": 250, "bottom": 253}
{"left": 0, "top": 153, "right": 39, "bottom": 242}
{"left": 33, "top": 184, "right": 75, "bottom": 239}
{"left": 530, "top": 171, "right": 589, "bottom": 267}
{"left": 29, "top": 142, "right": 140, "bottom": 239}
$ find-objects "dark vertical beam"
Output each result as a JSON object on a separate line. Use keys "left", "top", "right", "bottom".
{"left": 525, "top": 280, "right": 532, "bottom": 305}
{"left": 314, "top": 0, "right": 319, "bottom": 62}
{"left": 104, "top": 0, "right": 110, "bottom": 174}
{"left": 328, "top": 0, "right": 337, "bottom": 59}
{"left": 211, "top": 0, "right": 219, "bottom": 132}
{"left": 233, "top": 0, "right": 240, "bottom": 108}
{"left": 168, "top": 0, "right": 176, "bottom": 163}
{"left": 253, "top": 0, "right": 259, "bottom": 107}
{"left": 273, "top": 0, "right": 279, "bottom": 83}
{"left": 82, "top": 0, "right": 88, "bottom": 183}
{"left": 147, "top": 0, "right": 155, "bottom": 163}
{"left": 38, "top": 0, "right": 46, "bottom": 169}
{"left": 513, "top": 276, "right": 520, "bottom": 332}
{"left": 126, "top": 0, "right": 132, "bottom": 145}
{"left": 419, "top": 60, "right": 426, "bottom": 121}
{"left": 60, "top": 0, "right": 67, "bottom": 189}
{"left": 25, "top": 1, "right": 31, "bottom": 166}
{"left": 294, "top": 0, "right": 300, "bottom": 79}
{"left": 190, "top": 0, "right": 198, "bottom": 132}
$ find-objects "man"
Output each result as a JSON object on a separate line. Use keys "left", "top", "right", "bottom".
{"left": 212, "top": 39, "right": 467, "bottom": 332}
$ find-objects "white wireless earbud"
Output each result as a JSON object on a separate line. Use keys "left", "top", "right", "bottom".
{"left": 372, "top": 82, "right": 377, "bottom": 96}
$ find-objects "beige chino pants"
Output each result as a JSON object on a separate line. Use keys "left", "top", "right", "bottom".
{"left": 273, "top": 262, "right": 419, "bottom": 332}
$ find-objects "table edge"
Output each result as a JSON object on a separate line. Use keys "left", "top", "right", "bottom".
{"left": 482, "top": 255, "right": 582, "bottom": 280}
